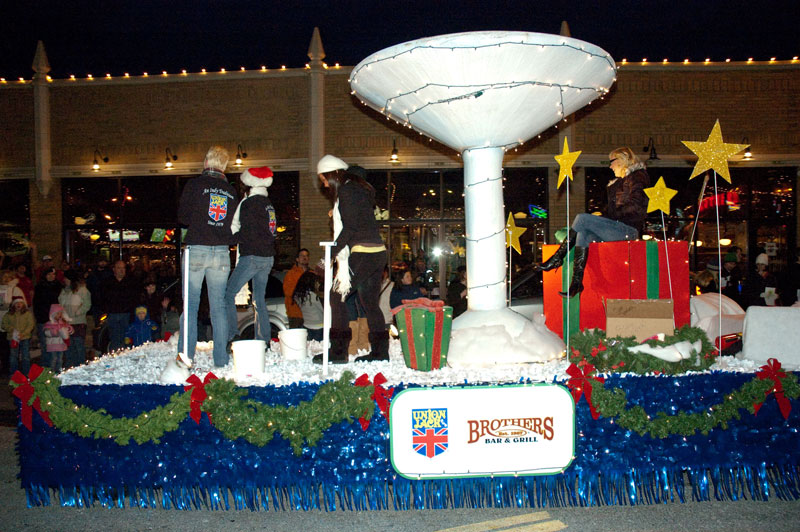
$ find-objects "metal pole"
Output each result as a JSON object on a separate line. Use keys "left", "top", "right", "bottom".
{"left": 320, "top": 241, "right": 336, "bottom": 378}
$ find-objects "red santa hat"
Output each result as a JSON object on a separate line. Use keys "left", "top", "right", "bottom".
{"left": 240, "top": 166, "right": 273, "bottom": 188}
{"left": 11, "top": 295, "right": 26, "bottom": 308}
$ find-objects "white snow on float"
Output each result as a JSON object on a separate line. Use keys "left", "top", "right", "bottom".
{"left": 58, "top": 335, "right": 761, "bottom": 388}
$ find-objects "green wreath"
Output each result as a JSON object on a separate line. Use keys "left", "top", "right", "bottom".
{"left": 11, "top": 369, "right": 377, "bottom": 455}
{"left": 567, "top": 325, "right": 716, "bottom": 375}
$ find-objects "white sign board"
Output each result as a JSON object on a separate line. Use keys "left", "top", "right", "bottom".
{"left": 390, "top": 384, "right": 575, "bottom": 479}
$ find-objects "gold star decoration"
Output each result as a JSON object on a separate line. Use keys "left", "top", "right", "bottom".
{"left": 681, "top": 120, "right": 749, "bottom": 182}
{"left": 644, "top": 177, "right": 678, "bottom": 214}
{"left": 505, "top": 212, "right": 527, "bottom": 255}
{"left": 554, "top": 137, "right": 582, "bottom": 188}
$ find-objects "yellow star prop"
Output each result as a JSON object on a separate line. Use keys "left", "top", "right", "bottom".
{"left": 681, "top": 120, "right": 748, "bottom": 183}
{"left": 554, "top": 137, "right": 582, "bottom": 188}
{"left": 644, "top": 177, "right": 677, "bottom": 214}
{"left": 505, "top": 212, "right": 527, "bottom": 255}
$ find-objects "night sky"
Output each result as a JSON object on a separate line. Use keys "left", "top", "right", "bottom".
{"left": 3, "top": 0, "right": 799, "bottom": 80}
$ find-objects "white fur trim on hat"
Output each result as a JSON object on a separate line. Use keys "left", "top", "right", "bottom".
{"left": 240, "top": 166, "right": 273, "bottom": 188}
{"left": 317, "top": 154, "right": 348, "bottom": 175}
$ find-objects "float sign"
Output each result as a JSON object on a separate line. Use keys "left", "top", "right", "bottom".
{"left": 390, "top": 384, "right": 575, "bottom": 479}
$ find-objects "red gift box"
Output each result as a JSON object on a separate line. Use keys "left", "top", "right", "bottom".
{"left": 543, "top": 240, "right": 690, "bottom": 340}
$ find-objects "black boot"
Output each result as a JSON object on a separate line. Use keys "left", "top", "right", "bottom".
{"left": 559, "top": 246, "right": 588, "bottom": 298}
{"left": 358, "top": 330, "right": 390, "bottom": 362}
{"left": 313, "top": 329, "right": 352, "bottom": 364}
{"left": 535, "top": 229, "right": 577, "bottom": 271}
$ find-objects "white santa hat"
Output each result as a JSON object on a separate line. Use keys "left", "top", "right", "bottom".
{"left": 756, "top": 253, "right": 769, "bottom": 265}
{"left": 240, "top": 166, "right": 273, "bottom": 188}
{"left": 317, "top": 154, "right": 348, "bottom": 175}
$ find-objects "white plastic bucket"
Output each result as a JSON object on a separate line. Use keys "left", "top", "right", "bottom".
{"left": 232, "top": 339, "right": 267, "bottom": 378}
{"left": 278, "top": 328, "right": 308, "bottom": 361}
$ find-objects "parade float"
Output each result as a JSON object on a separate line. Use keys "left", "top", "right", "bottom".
{"left": 11, "top": 31, "right": 800, "bottom": 510}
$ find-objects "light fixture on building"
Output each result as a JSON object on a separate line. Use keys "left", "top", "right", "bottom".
{"left": 742, "top": 137, "right": 752, "bottom": 160}
{"left": 92, "top": 149, "right": 108, "bottom": 172}
{"left": 389, "top": 138, "right": 399, "bottom": 164}
{"left": 234, "top": 144, "right": 247, "bottom": 167}
{"left": 643, "top": 137, "right": 660, "bottom": 160}
{"left": 165, "top": 148, "right": 177, "bottom": 169}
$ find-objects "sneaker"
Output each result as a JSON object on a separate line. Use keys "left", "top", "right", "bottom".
{"left": 176, "top": 352, "right": 192, "bottom": 369}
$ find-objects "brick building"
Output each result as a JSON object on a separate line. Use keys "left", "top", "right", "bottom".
{"left": 1, "top": 33, "right": 798, "bottom": 297}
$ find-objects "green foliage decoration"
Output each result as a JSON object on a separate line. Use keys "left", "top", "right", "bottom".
{"left": 584, "top": 366, "right": 800, "bottom": 439}
{"left": 10, "top": 369, "right": 376, "bottom": 455}
{"left": 568, "top": 325, "right": 717, "bottom": 375}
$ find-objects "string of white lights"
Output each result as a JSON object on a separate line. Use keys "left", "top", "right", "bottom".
{"left": 350, "top": 40, "right": 616, "bottom": 80}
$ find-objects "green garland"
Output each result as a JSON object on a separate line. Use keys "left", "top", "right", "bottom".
{"left": 568, "top": 325, "right": 717, "bottom": 375}
{"left": 11, "top": 370, "right": 376, "bottom": 455}
{"left": 584, "top": 368, "right": 800, "bottom": 439}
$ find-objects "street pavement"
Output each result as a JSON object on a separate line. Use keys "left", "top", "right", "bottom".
{"left": 2, "top": 362, "right": 799, "bottom": 531}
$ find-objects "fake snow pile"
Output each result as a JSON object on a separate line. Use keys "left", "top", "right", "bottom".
{"left": 59, "top": 336, "right": 762, "bottom": 388}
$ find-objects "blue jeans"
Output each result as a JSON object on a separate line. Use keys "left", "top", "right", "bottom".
{"left": 225, "top": 255, "right": 274, "bottom": 342}
{"left": 36, "top": 323, "right": 48, "bottom": 368}
{"left": 179, "top": 245, "right": 231, "bottom": 367}
{"left": 572, "top": 213, "right": 638, "bottom": 248}
{"left": 64, "top": 333, "right": 85, "bottom": 369}
{"left": 9, "top": 338, "right": 31, "bottom": 375}
{"left": 106, "top": 313, "right": 129, "bottom": 352}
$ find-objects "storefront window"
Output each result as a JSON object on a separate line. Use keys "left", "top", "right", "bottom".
{"left": 0, "top": 179, "right": 31, "bottom": 268}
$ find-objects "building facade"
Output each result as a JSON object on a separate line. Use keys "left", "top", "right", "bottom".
{"left": 1, "top": 34, "right": 798, "bottom": 297}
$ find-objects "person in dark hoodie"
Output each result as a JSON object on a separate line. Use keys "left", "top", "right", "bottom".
{"left": 534, "top": 147, "right": 649, "bottom": 298}
{"left": 33, "top": 267, "right": 63, "bottom": 368}
{"left": 177, "top": 145, "right": 238, "bottom": 367}
{"left": 224, "top": 166, "right": 277, "bottom": 346}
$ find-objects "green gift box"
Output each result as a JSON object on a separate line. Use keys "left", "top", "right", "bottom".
{"left": 393, "top": 299, "right": 453, "bottom": 371}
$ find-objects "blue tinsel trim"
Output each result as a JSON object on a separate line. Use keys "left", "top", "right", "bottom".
{"left": 15, "top": 373, "right": 800, "bottom": 509}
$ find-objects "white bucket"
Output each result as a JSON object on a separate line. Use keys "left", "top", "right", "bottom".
{"left": 232, "top": 340, "right": 267, "bottom": 378}
{"left": 278, "top": 328, "right": 308, "bottom": 361}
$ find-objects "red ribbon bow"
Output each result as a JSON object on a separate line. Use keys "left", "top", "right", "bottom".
{"left": 355, "top": 372, "right": 394, "bottom": 430}
{"left": 184, "top": 372, "right": 218, "bottom": 424}
{"left": 10, "top": 365, "right": 54, "bottom": 431}
{"left": 754, "top": 358, "right": 792, "bottom": 419}
{"left": 566, "top": 362, "right": 605, "bottom": 420}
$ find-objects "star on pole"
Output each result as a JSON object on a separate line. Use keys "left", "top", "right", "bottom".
{"left": 681, "top": 120, "right": 749, "bottom": 183}
{"left": 644, "top": 177, "right": 677, "bottom": 214}
{"left": 505, "top": 213, "right": 527, "bottom": 255}
{"left": 554, "top": 137, "right": 582, "bottom": 188}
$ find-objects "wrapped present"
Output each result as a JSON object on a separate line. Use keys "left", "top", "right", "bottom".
{"left": 543, "top": 240, "right": 690, "bottom": 340}
{"left": 392, "top": 298, "right": 453, "bottom": 371}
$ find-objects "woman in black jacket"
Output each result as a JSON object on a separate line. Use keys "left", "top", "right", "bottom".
{"left": 535, "top": 147, "right": 650, "bottom": 297}
{"left": 315, "top": 155, "right": 388, "bottom": 363}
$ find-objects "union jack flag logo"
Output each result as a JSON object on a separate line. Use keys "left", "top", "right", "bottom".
{"left": 412, "top": 408, "right": 448, "bottom": 458}
{"left": 208, "top": 194, "right": 228, "bottom": 222}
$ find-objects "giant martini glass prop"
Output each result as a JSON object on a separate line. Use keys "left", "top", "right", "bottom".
{"left": 351, "top": 31, "right": 616, "bottom": 340}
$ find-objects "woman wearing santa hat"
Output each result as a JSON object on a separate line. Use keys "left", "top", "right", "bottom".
{"left": 315, "top": 155, "right": 388, "bottom": 363}
{"left": 224, "top": 166, "right": 278, "bottom": 345}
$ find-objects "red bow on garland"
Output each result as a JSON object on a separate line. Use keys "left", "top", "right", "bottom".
{"left": 11, "top": 365, "right": 54, "bottom": 431}
{"left": 754, "top": 358, "right": 792, "bottom": 419}
{"left": 566, "top": 362, "right": 605, "bottom": 420}
{"left": 355, "top": 372, "right": 394, "bottom": 430}
{"left": 184, "top": 372, "right": 218, "bottom": 424}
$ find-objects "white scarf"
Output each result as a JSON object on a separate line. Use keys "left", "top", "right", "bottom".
{"left": 332, "top": 199, "right": 351, "bottom": 300}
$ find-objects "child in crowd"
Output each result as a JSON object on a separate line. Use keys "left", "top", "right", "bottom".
{"left": 1, "top": 295, "right": 35, "bottom": 375}
{"left": 43, "top": 303, "right": 73, "bottom": 373}
{"left": 292, "top": 271, "right": 324, "bottom": 341}
{"left": 124, "top": 305, "right": 159, "bottom": 347}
